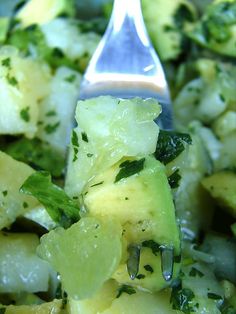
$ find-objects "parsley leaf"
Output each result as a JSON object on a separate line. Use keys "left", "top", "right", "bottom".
{"left": 170, "top": 280, "right": 196, "bottom": 313}
{"left": 20, "top": 171, "right": 80, "bottom": 228}
{"left": 20, "top": 106, "right": 30, "bottom": 122}
{"left": 4, "top": 137, "right": 64, "bottom": 177}
{"left": 189, "top": 267, "right": 204, "bottom": 277}
{"left": 168, "top": 169, "right": 181, "bottom": 188}
{"left": 6, "top": 74, "right": 18, "bottom": 86}
{"left": 1, "top": 57, "right": 11, "bottom": 68}
{"left": 44, "top": 121, "right": 60, "bottom": 134}
{"left": 115, "top": 158, "right": 145, "bottom": 183}
{"left": 116, "top": 285, "right": 136, "bottom": 298}
{"left": 142, "top": 240, "right": 160, "bottom": 256}
{"left": 71, "top": 130, "right": 79, "bottom": 162}
{"left": 155, "top": 130, "right": 192, "bottom": 164}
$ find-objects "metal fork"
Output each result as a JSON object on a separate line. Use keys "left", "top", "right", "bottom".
{"left": 80, "top": 0, "right": 172, "bottom": 130}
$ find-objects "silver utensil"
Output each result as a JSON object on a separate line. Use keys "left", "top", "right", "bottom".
{"left": 80, "top": 0, "right": 172, "bottom": 129}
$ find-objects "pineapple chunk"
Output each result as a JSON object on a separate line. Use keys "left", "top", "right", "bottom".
{"left": 2, "top": 299, "right": 65, "bottom": 314}
{"left": 65, "top": 96, "right": 161, "bottom": 196}
{"left": 0, "top": 46, "right": 51, "bottom": 138}
{"left": 0, "top": 151, "right": 39, "bottom": 229}
{"left": 0, "top": 232, "right": 53, "bottom": 293}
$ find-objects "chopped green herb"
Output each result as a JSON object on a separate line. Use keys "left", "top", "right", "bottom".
{"left": 64, "top": 74, "right": 76, "bottom": 83}
{"left": 136, "top": 274, "right": 145, "bottom": 279}
{"left": 168, "top": 169, "right": 181, "bottom": 188}
{"left": 189, "top": 267, "right": 204, "bottom": 277}
{"left": 1, "top": 57, "right": 11, "bottom": 68}
{"left": 44, "top": 121, "right": 60, "bottom": 134}
{"left": 73, "top": 147, "right": 78, "bottom": 162}
{"left": 71, "top": 130, "right": 79, "bottom": 147}
{"left": 155, "top": 130, "right": 192, "bottom": 165}
{"left": 90, "top": 181, "right": 104, "bottom": 187}
{"left": 219, "top": 94, "right": 225, "bottom": 102}
{"left": 144, "top": 264, "right": 154, "bottom": 273}
{"left": 23, "top": 201, "right": 28, "bottom": 209}
{"left": 116, "top": 285, "right": 136, "bottom": 298}
{"left": 174, "top": 3, "right": 195, "bottom": 29}
{"left": 20, "top": 106, "right": 30, "bottom": 122}
{"left": 115, "top": 158, "right": 145, "bottom": 183}
{"left": 20, "top": 171, "right": 80, "bottom": 228}
{"left": 4, "top": 137, "right": 64, "bottom": 177}
{"left": 2, "top": 190, "right": 7, "bottom": 197}
{"left": 207, "top": 292, "right": 223, "bottom": 300}
{"left": 87, "top": 153, "right": 93, "bottom": 157}
{"left": 81, "top": 132, "right": 89, "bottom": 142}
{"left": 71, "top": 130, "right": 79, "bottom": 162}
{"left": 142, "top": 240, "right": 160, "bottom": 256}
{"left": 7, "top": 74, "right": 18, "bottom": 86}
{"left": 46, "top": 110, "right": 57, "bottom": 117}
{"left": 170, "top": 280, "right": 196, "bottom": 314}
{"left": 174, "top": 255, "right": 181, "bottom": 263}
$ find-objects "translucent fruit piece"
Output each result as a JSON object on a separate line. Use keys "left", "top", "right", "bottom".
{"left": 37, "top": 217, "right": 122, "bottom": 299}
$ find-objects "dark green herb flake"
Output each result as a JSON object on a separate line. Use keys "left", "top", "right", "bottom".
{"left": 90, "top": 181, "right": 104, "bottom": 187}
{"left": 64, "top": 74, "right": 76, "bottom": 83}
{"left": 136, "top": 274, "right": 145, "bottom": 279}
{"left": 144, "top": 264, "right": 154, "bottom": 273}
{"left": 155, "top": 130, "right": 192, "bottom": 165}
{"left": 170, "top": 280, "right": 196, "bottom": 314}
{"left": 207, "top": 292, "right": 222, "bottom": 300}
{"left": 20, "top": 106, "right": 30, "bottom": 122}
{"left": 115, "top": 158, "right": 145, "bottom": 183}
{"left": 189, "top": 267, "right": 204, "bottom": 277}
{"left": 44, "top": 121, "right": 60, "bottom": 134}
{"left": 46, "top": 110, "right": 57, "bottom": 117}
{"left": 116, "top": 285, "right": 136, "bottom": 298}
{"left": 81, "top": 132, "right": 89, "bottom": 142}
{"left": 4, "top": 137, "right": 64, "bottom": 177}
{"left": 7, "top": 74, "right": 18, "bottom": 87}
{"left": 2, "top": 190, "right": 7, "bottom": 197}
{"left": 23, "top": 201, "right": 28, "bottom": 209}
{"left": 142, "top": 240, "right": 160, "bottom": 256}
{"left": 1, "top": 57, "right": 11, "bottom": 68}
{"left": 168, "top": 169, "right": 181, "bottom": 189}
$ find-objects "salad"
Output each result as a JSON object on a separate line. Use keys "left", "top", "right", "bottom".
{"left": 0, "top": 0, "right": 235, "bottom": 313}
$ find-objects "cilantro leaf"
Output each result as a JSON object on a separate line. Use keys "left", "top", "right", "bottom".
{"left": 116, "top": 285, "right": 136, "bottom": 298}
{"left": 168, "top": 169, "right": 181, "bottom": 189}
{"left": 142, "top": 240, "right": 160, "bottom": 256}
{"left": 20, "top": 171, "right": 80, "bottom": 228}
{"left": 115, "top": 158, "right": 145, "bottom": 183}
{"left": 155, "top": 130, "right": 192, "bottom": 164}
{"left": 170, "top": 280, "right": 196, "bottom": 314}
{"left": 4, "top": 137, "right": 64, "bottom": 177}
{"left": 20, "top": 106, "right": 30, "bottom": 122}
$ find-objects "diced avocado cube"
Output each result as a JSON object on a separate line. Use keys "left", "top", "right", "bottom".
{"left": 83, "top": 156, "right": 180, "bottom": 292}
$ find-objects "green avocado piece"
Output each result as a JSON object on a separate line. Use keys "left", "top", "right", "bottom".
{"left": 83, "top": 155, "right": 181, "bottom": 292}
{"left": 202, "top": 171, "right": 236, "bottom": 218}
